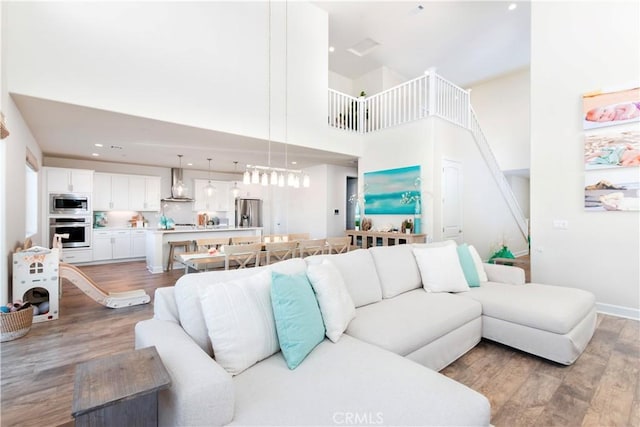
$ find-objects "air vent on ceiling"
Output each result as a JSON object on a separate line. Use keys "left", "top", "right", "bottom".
{"left": 347, "top": 38, "right": 380, "bottom": 57}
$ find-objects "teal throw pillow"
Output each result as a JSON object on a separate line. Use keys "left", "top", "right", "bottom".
{"left": 271, "top": 272, "right": 325, "bottom": 369}
{"left": 457, "top": 244, "right": 480, "bottom": 287}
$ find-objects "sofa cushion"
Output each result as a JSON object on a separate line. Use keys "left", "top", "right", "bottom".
{"left": 230, "top": 334, "right": 490, "bottom": 427}
{"left": 457, "top": 244, "right": 480, "bottom": 287}
{"left": 200, "top": 269, "right": 279, "bottom": 375}
{"left": 175, "top": 258, "right": 307, "bottom": 356}
{"left": 369, "top": 244, "right": 422, "bottom": 298}
{"left": 413, "top": 243, "right": 470, "bottom": 293}
{"left": 469, "top": 245, "right": 489, "bottom": 282}
{"left": 271, "top": 272, "right": 325, "bottom": 369}
{"left": 305, "top": 249, "right": 382, "bottom": 308}
{"left": 306, "top": 260, "right": 356, "bottom": 343}
{"left": 346, "top": 289, "right": 482, "bottom": 356}
{"left": 461, "top": 282, "right": 596, "bottom": 334}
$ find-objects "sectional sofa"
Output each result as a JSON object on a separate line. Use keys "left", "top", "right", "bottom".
{"left": 135, "top": 241, "right": 597, "bottom": 427}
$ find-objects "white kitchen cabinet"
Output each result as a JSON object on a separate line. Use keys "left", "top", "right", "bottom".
{"left": 46, "top": 167, "right": 93, "bottom": 193}
{"left": 92, "top": 229, "right": 131, "bottom": 261}
{"left": 93, "top": 173, "right": 129, "bottom": 211}
{"left": 131, "top": 229, "right": 146, "bottom": 258}
{"left": 129, "top": 176, "right": 161, "bottom": 211}
{"left": 194, "top": 179, "right": 230, "bottom": 212}
{"left": 94, "top": 173, "right": 161, "bottom": 212}
{"left": 61, "top": 249, "right": 93, "bottom": 264}
{"left": 92, "top": 230, "right": 114, "bottom": 261}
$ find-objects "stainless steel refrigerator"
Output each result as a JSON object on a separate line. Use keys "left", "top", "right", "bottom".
{"left": 235, "top": 198, "right": 263, "bottom": 228}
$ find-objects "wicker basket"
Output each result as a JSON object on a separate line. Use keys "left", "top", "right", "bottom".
{"left": 1, "top": 306, "right": 34, "bottom": 342}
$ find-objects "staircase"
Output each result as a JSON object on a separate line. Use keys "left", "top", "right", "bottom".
{"left": 328, "top": 70, "right": 528, "bottom": 240}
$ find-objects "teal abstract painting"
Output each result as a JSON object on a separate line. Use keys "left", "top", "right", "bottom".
{"left": 364, "top": 165, "right": 421, "bottom": 215}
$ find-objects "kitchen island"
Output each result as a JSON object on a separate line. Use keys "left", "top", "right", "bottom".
{"left": 145, "top": 227, "right": 262, "bottom": 273}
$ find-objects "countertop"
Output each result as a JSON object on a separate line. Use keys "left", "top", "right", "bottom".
{"left": 148, "top": 227, "right": 262, "bottom": 234}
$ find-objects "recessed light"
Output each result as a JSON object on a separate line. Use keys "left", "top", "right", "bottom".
{"left": 91, "top": 153, "right": 100, "bottom": 157}
{"left": 508, "top": 3, "right": 517, "bottom": 11}
{"left": 291, "top": 161, "right": 297, "bottom": 165}
{"left": 329, "top": 46, "right": 335, "bottom": 53}
{"left": 94, "top": 143, "right": 103, "bottom": 147}
{"left": 187, "top": 163, "right": 193, "bottom": 166}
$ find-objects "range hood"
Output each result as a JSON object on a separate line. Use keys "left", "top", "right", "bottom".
{"left": 161, "top": 168, "right": 194, "bottom": 202}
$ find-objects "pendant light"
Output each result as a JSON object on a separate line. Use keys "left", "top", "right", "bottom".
{"left": 204, "top": 158, "right": 216, "bottom": 196}
{"left": 171, "top": 154, "right": 186, "bottom": 197}
{"left": 231, "top": 161, "right": 241, "bottom": 198}
{"left": 243, "top": 168, "right": 251, "bottom": 185}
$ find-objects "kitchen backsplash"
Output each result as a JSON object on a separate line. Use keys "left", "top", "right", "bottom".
{"left": 94, "top": 202, "right": 230, "bottom": 228}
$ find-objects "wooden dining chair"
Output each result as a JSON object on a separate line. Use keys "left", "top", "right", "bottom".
{"left": 298, "top": 239, "right": 327, "bottom": 258}
{"left": 265, "top": 241, "right": 299, "bottom": 265}
{"left": 230, "top": 236, "right": 262, "bottom": 245}
{"left": 222, "top": 243, "right": 263, "bottom": 270}
{"left": 193, "top": 237, "right": 229, "bottom": 271}
{"left": 263, "top": 234, "right": 287, "bottom": 243}
{"left": 326, "top": 236, "right": 351, "bottom": 254}
{"left": 287, "top": 233, "right": 310, "bottom": 242}
{"left": 195, "top": 237, "right": 229, "bottom": 252}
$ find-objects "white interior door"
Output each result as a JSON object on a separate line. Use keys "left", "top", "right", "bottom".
{"left": 442, "top": 159, "right": 463, "bottom": 243}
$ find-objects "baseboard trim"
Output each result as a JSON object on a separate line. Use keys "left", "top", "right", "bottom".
{"left": 596, "top": 302, "right": 640, "bottom": 321}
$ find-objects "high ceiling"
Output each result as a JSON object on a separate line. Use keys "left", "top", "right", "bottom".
{"left": 317, "top": 1, "right": 530, "bottom": 86}
{"left": 17, "top": 1, "right": 530, "bottom": 173}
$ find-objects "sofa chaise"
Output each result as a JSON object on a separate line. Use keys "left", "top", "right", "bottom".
{"left": 135, "top": 241, "right": 596, "bottom": 426}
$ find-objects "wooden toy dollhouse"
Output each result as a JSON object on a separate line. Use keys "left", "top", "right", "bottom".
{"left": 12, "top": 247, "right": 60, "bottom": 323}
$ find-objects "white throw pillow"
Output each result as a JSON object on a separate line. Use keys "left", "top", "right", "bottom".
{"left": 199, "top": 269, "right": 279, "bottom": 375}
{"left": 468, "top": 245, "right": 489, "bottom": 282}
{"left": 306, "top": 260, "right": 356, "bottom": 343}
{"left": 412, "top": 244, "right": 470, "bottom": 293}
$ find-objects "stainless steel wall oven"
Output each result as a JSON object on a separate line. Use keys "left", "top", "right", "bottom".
{"left": 49, "top": 217, "right": 91, "bottom": 248}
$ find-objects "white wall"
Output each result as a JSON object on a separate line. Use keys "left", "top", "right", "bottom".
{"left": 531, "top": 1, "right": 639, "bottom": 318}
{"left": 353, "top": 66, "right": 409, "bottom": 97}
{"left": 285, "top": 164, "right": 328, "bottom": 238}
{"left": 326, "top": 164, "right": 358, "bottom": 237}
{"left": 6, "top": 2, "right": 341, "bottom": 156}
{"left": 1, "top": 0, "right": 6, "bottom": 305}
{"left": 434, "top": 120, "right": 528, "bottom": 257}
{"left": 382, "top": 67, "right": 408, "bottom": 91}
{"left": 506, "top": 174, "right": 530, "bottom": 219}
{"left": 353, "top": 68, "right": 384, "bottom": 97}
{"left": 359, "top": 120, "right": 433, "bottom": 234}
{"left": 1, "top": 71, "right": 43, "bottom": 306}
{"left": 470, "top": 68, "right": 530, "bottom": 172}
{"left": 329, "top": 71, "right": 354, "bottom": 95}
{"left": 359, "top": 117, "right": 527, "bottom": 259}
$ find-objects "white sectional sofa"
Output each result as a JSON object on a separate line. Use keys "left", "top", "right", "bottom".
{"left": 135, "top": 241, "right": 597, "bottom": 427}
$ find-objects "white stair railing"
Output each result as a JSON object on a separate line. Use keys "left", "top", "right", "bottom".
{"left": 328, "top": 71, "right": 528, "bottom": 240}
{"left": 364, "top": 75, "right": 430, "bottom": 132}
{"left": 328, "top": 89, "right": 361, "bottom": 133}
{"left": 328, "top": 75, "right": 430, "bottom": 133}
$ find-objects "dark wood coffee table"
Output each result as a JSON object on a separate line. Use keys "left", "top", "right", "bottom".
{"left": 72, "top": 346, "right": 171, "bottom": 427}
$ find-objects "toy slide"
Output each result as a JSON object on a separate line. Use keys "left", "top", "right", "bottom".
{"left": 59, "top": 263, "right": 150, "bottom": 308}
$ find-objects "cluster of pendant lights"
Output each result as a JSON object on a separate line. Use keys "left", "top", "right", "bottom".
{"left": 205, "top": 159, "right": 241, "bottom": 198}
{"left": 242, "top": 166, "right": 310, "bottom": 189}
{"left": 240, "top": 1, "right": 309, "bottom": 191}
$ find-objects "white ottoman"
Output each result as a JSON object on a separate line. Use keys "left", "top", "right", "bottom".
{"left": 459, "top": 282, "right": 597, "bottom": 365}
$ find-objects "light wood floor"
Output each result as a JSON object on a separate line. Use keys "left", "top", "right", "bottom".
{"left": 1, "top": 261, "right": 638, "bottom": 427}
